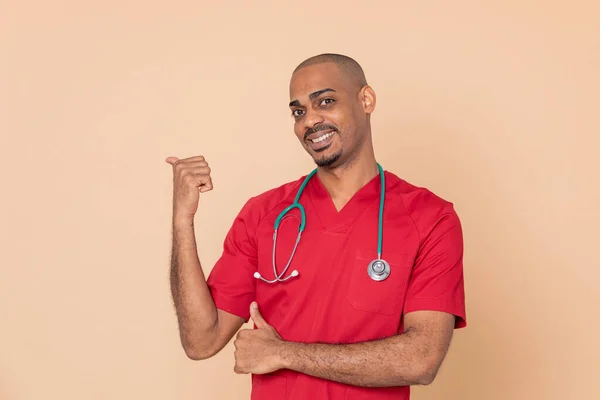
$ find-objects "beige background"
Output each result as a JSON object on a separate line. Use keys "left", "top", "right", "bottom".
{"left": 2, "top": 1, "right": 599, "bottom": 399}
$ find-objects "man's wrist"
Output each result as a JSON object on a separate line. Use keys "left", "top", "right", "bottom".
{"left": 173, "top": 214, "right": 194, "bottom": 229}
{"left": 277, "top": 340, "right": 299, "bottom": 370}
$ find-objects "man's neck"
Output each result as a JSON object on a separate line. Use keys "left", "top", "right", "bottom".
{"left": 316, "top": 157, "right": 379, "bottom": 211}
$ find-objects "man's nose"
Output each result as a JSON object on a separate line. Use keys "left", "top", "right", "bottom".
{"left": 303, "top": 108, "right": 324, "bottom": 132}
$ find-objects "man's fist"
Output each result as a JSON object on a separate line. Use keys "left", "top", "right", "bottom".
{"left": 166, "top": 155, "right": 213, "bottom": 222}
{"left": 233, "top": 302, "right": 286, "bottom": 375}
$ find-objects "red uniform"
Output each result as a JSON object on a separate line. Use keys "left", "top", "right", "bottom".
{"left": 207, "top": 169, "right": 467, "bottom": 399}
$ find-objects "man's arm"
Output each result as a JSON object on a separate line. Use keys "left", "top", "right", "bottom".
{"left": 235, "top": 304, "right": 455, "bottom": 387}
{"left": 166, "top": 155, "right": 245, "bottom": 360}
{"left": 279, "top": 310, "right": 455, "bottom": 387}
{"left": 170, "top": 218, "right": 245, "bottom": 360}
{"left": 275, "top": 205, "right": 464, "bottom": 386}
{"left": 233, "top": 202, "right": 466, "bottom": 384}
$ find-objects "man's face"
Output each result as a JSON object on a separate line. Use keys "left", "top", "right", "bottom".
{"left": 288, "top": 62, "right": 373, "bottom": 168}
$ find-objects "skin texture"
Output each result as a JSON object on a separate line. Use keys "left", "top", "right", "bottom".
{"left": 234, "top": 303, "right": 455, "bottom": 386}
{"left": 288, "top": 61, "right": 380, "bottom": 211}
{"left": 166, "top": 55, "right": 457, "bottom": 387}
{"left": 165, "top": 155, "right": 245, "bottom": 360}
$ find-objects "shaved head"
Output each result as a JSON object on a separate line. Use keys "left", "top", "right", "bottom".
{"left": 293, "top": 53, "right": 368, "bottom": 90}
{"left": 288, "top": 53, "right": 376, "bottom": 170}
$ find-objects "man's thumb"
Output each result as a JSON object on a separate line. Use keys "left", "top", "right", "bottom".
{"left": 250, "top": 302, "right": 268, "bottom": 329}
{"left": 165, "top": 156, "right": 179, "bottom": 165}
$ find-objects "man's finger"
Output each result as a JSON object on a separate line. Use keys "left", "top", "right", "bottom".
{"left": 199, "top": 178, "right": 213, "bottom": 192}
{"left": 250, "top": 302, "right": 269, "bottom": 329}
{"left": 165, "top": 156, "right": 179, "bottom": 165}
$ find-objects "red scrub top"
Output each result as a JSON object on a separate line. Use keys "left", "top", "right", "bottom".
{"left": 206, "top": 169, "right": 466, "bottom": 400}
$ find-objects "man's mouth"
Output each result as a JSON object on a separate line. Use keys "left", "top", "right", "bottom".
{"left": 306, "top": 130, "right": 336, "bottom": 151}
{"left": 308, "top": 130, "right": 335, "bottom": 143}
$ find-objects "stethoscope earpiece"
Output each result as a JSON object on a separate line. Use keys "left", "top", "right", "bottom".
{"left": 253, "top": 270, "right": 299, "bottom": 283}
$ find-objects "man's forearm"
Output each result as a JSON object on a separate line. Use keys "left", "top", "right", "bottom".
{"left": 170, "top": 217, "right": 219, "bottom": 358}
{"left": 279, "top": 328, "right": 444, "bottom": 387}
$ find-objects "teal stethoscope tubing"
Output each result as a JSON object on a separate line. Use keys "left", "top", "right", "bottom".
{"left": 253, "top": 163, "right": 386, "bottom": 283}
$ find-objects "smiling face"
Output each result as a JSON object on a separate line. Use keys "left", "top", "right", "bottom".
{"left": 288, "top": 62, "right": 376, "bottom": 169}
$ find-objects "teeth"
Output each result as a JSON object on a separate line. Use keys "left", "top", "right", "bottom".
{"left": 311, "top": 131, "right": 334, "bottom": 143}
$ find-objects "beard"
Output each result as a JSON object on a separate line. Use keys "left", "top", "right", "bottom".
{"left": 303, "top": 123, "right": 344, "bottom": 168}
{"left": 314, "top": 148, "right": 342, "bottom": 167}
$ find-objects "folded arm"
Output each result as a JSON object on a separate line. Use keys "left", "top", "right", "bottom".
{"left": 235, "top": 304, "right": 457, "bottom": 387}
{"left": 278, "top": 310, "right": 455, "bottom": 387}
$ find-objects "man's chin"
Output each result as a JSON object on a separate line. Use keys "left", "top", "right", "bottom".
{"left": 313, "top": 151, "right": 342, "bottom": 168}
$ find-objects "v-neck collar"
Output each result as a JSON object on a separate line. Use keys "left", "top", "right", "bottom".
{"left": 306, "top": 170, "right": 384, "bottom": 233}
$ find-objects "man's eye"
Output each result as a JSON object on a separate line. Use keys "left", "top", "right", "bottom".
{"left": 292, "top": 109, "right": 304, "bottom": 117}
{"left": 320, "top": 98, "right": 335, "bottom": 106}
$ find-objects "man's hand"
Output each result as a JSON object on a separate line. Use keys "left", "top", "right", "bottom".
{"left": 165, "top": 155, "right": 213, "bottom": 224}
{"left": 233, "top": 302, "right": 285, "bottom": 375}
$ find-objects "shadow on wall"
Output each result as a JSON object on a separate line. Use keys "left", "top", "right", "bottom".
{"left": 377, "top": 105, "right": 545, "bottom": 399}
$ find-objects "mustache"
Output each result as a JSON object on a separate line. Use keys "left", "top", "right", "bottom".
{"left": 304, "top": 124, "right": 338, "bottom": 141}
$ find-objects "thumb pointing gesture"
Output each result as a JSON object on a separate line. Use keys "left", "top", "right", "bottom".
{"left": 233, "top": 302, "right": 285, "bottom": 375}
{"left": 250, "top": 302, "right": 282, "bottom": 341}
{"left": 250, "top": 302, "right": 270, "bottom": 329}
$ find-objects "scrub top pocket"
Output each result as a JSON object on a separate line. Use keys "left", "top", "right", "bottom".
{"left": 346, "top": 247, "right": 413, "bottom": 316}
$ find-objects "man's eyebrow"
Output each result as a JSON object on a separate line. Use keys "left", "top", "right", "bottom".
{"left": 289, "top": 88, "right": 336, "bottom": 107}
{"left": 309, "top": 88, "right": 336, "bottom": 100}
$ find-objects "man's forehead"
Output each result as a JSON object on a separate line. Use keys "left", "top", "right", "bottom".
{"left": 289, "top": 63, "right": 345, "bottom": 98}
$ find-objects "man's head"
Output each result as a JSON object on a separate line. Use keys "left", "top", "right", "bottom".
{"left": 288, "top": 53, "right": 376, "bottom": 169}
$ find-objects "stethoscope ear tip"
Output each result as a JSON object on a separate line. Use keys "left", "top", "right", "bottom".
{"left": 253, "top": 272, "right": 261, "bottom": 279}
{"left": 291, "top": 270, "right": 299, "bottom": 277}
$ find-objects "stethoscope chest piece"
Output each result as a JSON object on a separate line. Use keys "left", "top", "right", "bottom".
{"left": 367, "top": 259, "right": 390, "bottom": 281}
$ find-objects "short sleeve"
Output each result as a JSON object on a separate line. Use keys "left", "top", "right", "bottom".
{"left": 403, "top": 205, "right": 467, "bottom": 328}
{"left": 206, "top": 198, "right": 259, "bottom": 322}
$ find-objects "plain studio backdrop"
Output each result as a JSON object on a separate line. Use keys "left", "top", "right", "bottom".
{"left": 1, "top": 1, "right": 598, "bottom": 399}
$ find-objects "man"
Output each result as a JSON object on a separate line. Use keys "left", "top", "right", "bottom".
{"left": 165, "top": 53, "right": 466, "bottom": 400}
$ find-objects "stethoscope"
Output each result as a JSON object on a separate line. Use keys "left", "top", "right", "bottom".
{"left": 253, "top": 163, "right": 390, "bottom": 284}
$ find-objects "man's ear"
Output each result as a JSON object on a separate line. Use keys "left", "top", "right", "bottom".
{"left": 361, "top": 85, "right": 376, "bottom": 114}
